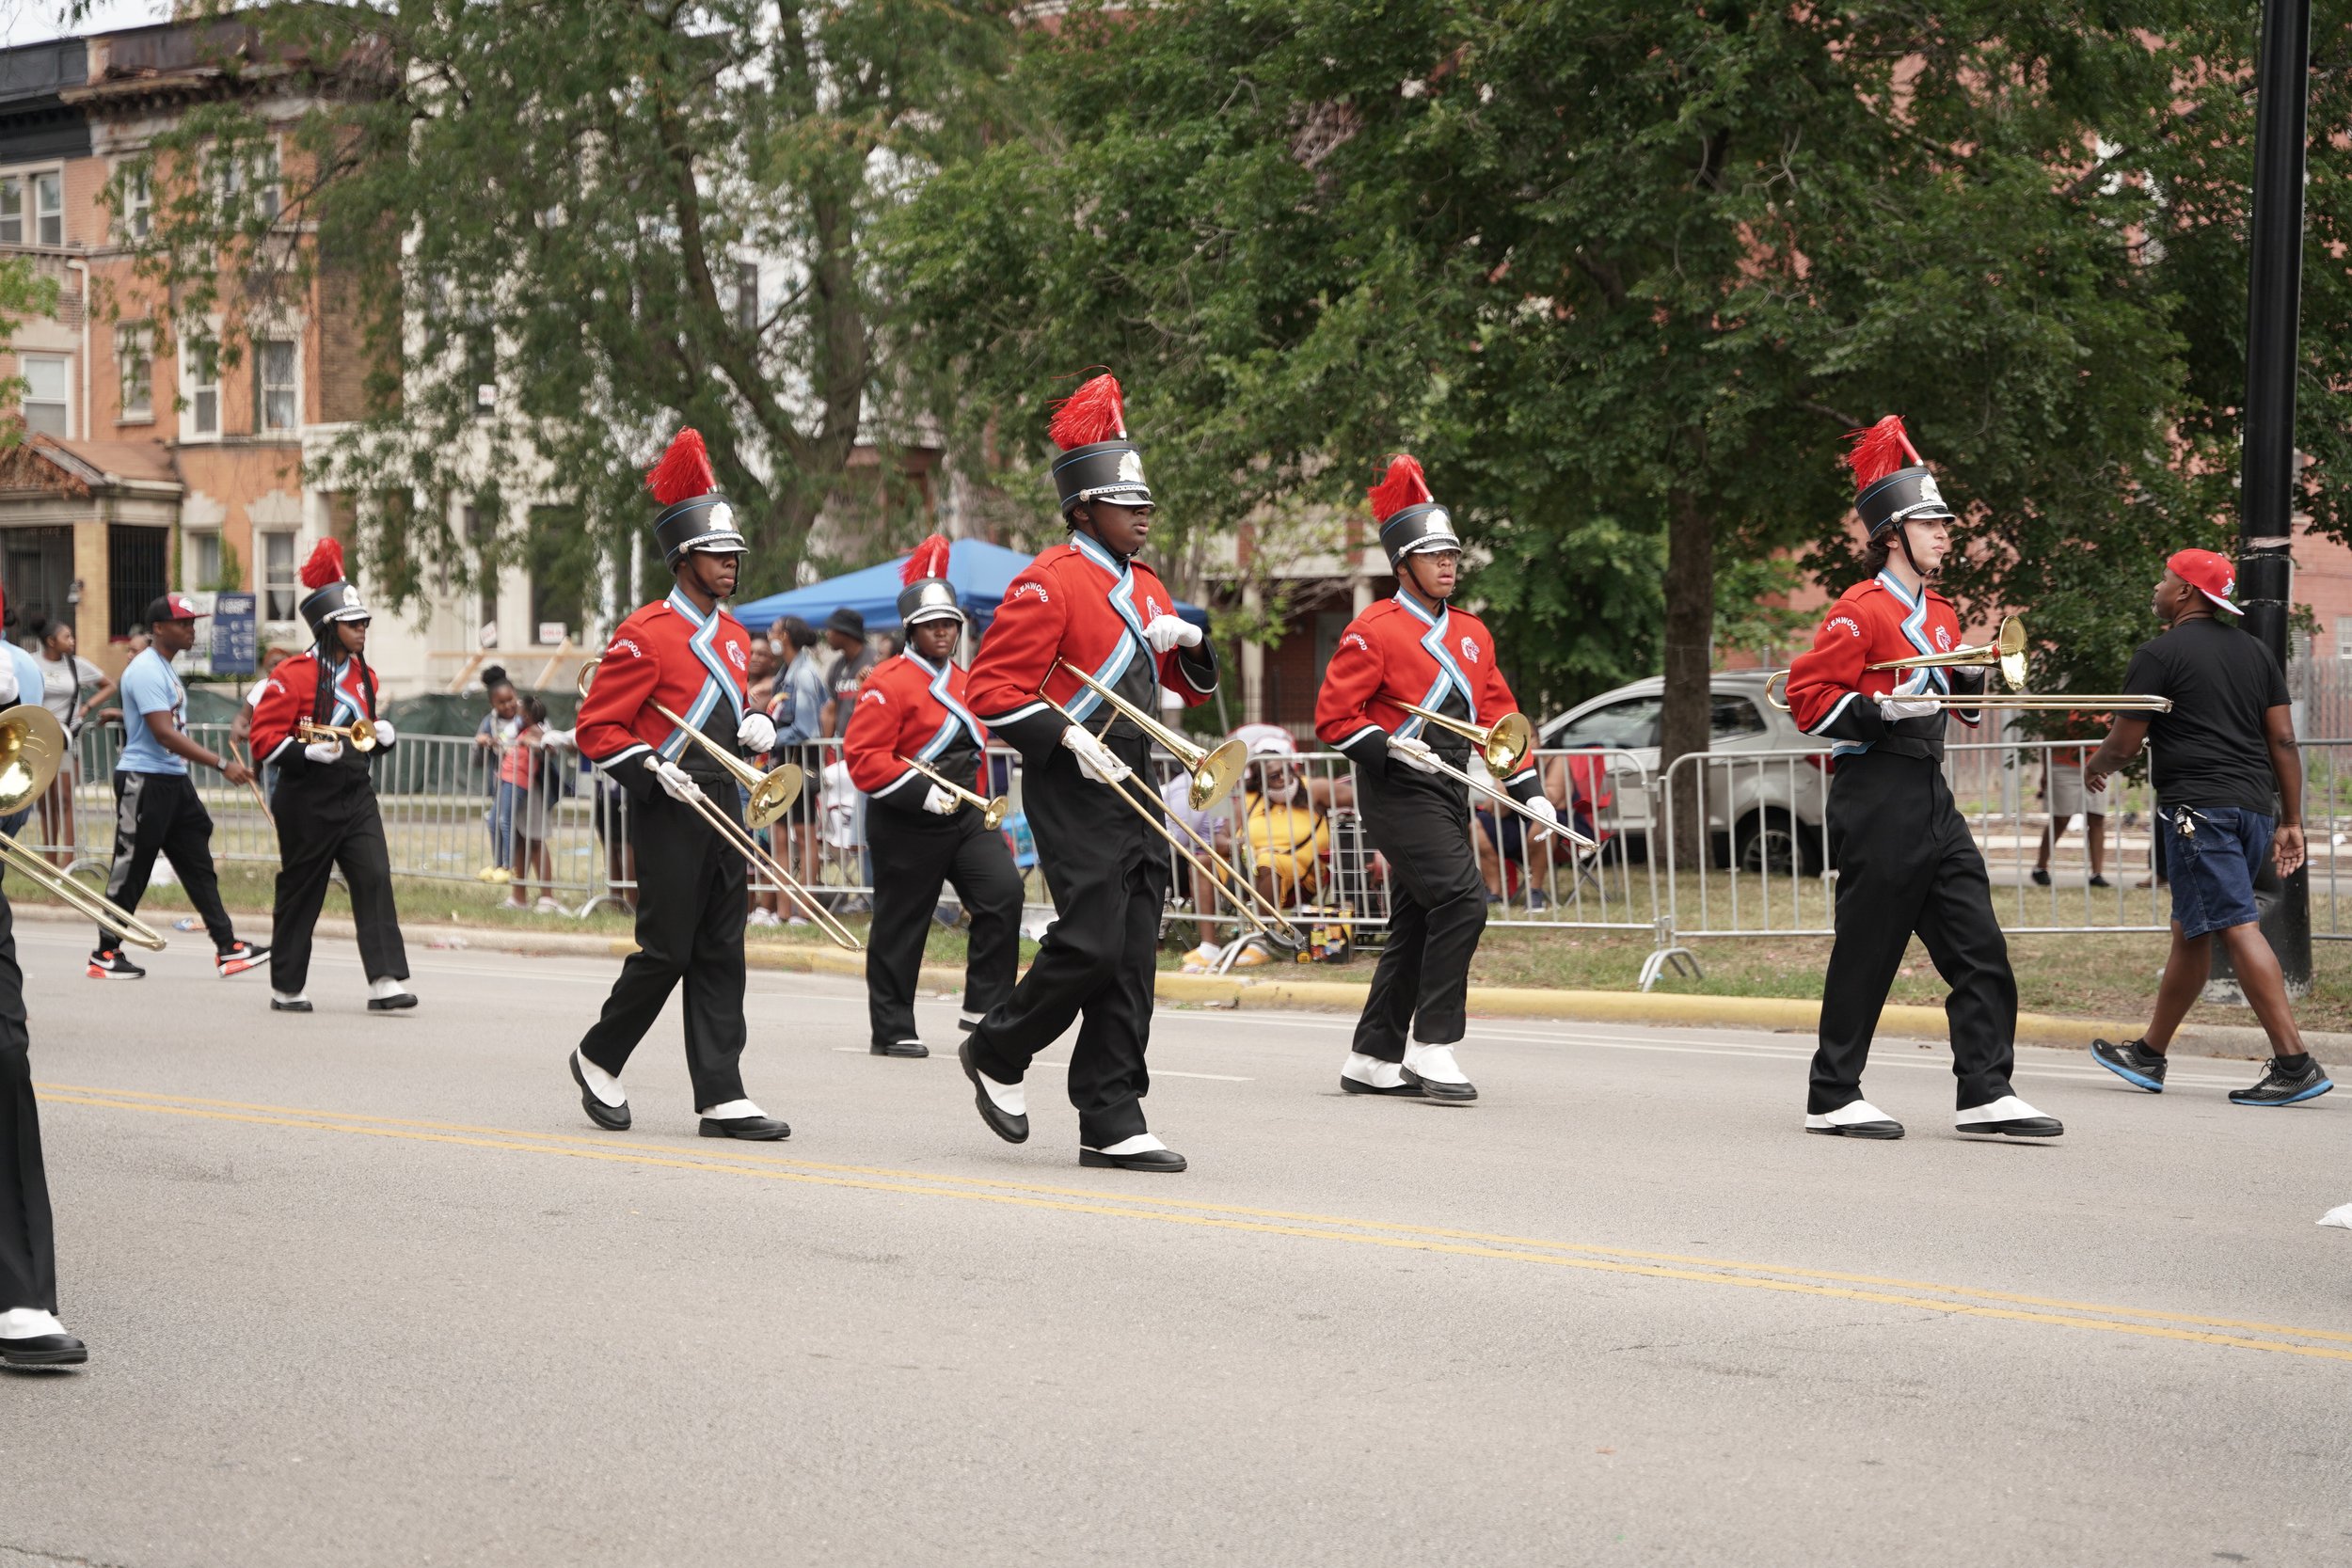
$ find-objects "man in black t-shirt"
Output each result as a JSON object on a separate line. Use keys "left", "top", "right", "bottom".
{"left": 2083, "top": 548, "right": 2328, "bottom": 1108}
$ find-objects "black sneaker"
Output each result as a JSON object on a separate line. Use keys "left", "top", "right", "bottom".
{"left": 2230, "top": 1058, "right": 2334, "bottom": 1107}
{"left": 2090, "top": 1037, "right": 2167, "bottom": 1093}
{"left": 2030, "top": 867, "right": 2051, "bottom": 886}
{"left": 215, "top": 941, "right": 269, "bottom": 978}
{"left": 87, "top": 948, "right": 145, "bottom": 980}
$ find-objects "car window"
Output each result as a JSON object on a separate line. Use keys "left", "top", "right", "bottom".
{"left": 1711, "top": 693, "right": 1769, "bottom": 741}
{"left": 1551, "top": 696, "right": 1661, "bottom": 749}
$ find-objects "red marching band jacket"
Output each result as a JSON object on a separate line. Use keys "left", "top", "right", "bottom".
{"left": 576, "top": 587, "right": 752, "bottom": 800}
{"left": 1313, "top": 592, "right": 1541, "bottom": 797}
{"left": 1782, "top": 571, "right": 1981, "bottom": 758}
{"left": 250, "top": 651, "right": 386, "bottom": 775}
{"left": 963, "top": 532, "right": 1217, "bottom": 751}
{"left": 843, "top": 652, "right": 990, "bottom": 811}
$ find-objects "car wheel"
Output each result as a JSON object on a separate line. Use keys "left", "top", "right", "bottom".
{"left": 1735, "top": 809, "right": 1815, "bottom": 877}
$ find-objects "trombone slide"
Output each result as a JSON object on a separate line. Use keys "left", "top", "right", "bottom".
{"left": 896, "top": 754, "right": 1009, "bottom": 830}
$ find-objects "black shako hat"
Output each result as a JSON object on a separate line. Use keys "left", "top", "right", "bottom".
{"left": 1047, "top": 372, "right": 1152, "bottom": 515}
{"left": 296, "top": 538, "right": 369, "bottom": 638}
{"left": 1368, "top": 454, "right": 1462, "bottom": 568}
{"left": 1846, "top": 416, "right": 1958, "bottom": 538}
{"left": 895, "top": 535, "right": 964, "bottom": 627}
{"left": 645, "top": 428, "right": 747, "bottom": 567}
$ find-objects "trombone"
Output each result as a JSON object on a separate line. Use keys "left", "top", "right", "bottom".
{"left": 1041, "top": 665, "right": 1302, "bottom": 950}
{"left": 0, "top": 705, "right": 166, "bottom": 950}
{"left": 298, "top": 716, "right": 380, "bottom": 752}
{"left": 897, "top": 753, "right": 1010, "bottom": 830}
{"left": 1394, "top": 701, "right": 1599, "bottom": 850}
{"left": 1762, "top": 671, "right": 2170, "bottom": 715}
{"left": 1867, "top": 614, "right": 2029, "bottom": 691}
{"left": 576, "top": 658, "right": 804, "bottom": 829}
{"left": 577, "top": 660, "right": 861, "bottom": 951}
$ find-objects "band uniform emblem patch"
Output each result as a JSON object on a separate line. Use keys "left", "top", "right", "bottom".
{"left": 727, "top": 641, "right": 748, "bottom": 671}
{"left": 1460, "top": 635, "right": 1479, "bottom": 664}
{"left": 1013, "top": 582, "right": 1050, "bottom": 606}
{"left": 1117, "top": 451, "right": 1146, "bottom": 485}
{"left": 1935, "top": 626, "right": 1953, "bottom": 652}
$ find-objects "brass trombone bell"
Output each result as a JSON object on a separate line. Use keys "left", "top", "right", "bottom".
{"left": 298, "top": 716, "right": 379, "bottom": 752}
{"left": 576, "top": 657, "right": 803, "bottom": 829}
{"left": 1055, "top": 661, "right": 1245, "bottom": 811}
{"left": 0, "top": 704, "right": 167, "bottom": 950}
{"left": 1399, "top": 702, "right": 1534, "bottom": 775}
{"left": 1867, "top": 615, "right": 2029, "bottom": 692}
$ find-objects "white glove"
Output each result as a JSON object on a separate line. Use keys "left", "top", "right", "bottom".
{"left": 0, "top": 664, "right": 20, "bottom": 705}
{"left": 649, "top": 758, "right": 705, "bottom": 803}
{"left": 1387, "top": 735, "right": 1443, "bottom": 775}
{"left": 1878, "top": 694, "right": 1943, "bottom": 721}
{"left": 541, "top": 727, "right": 576, "bottom": 751}
{"left": 1059, "top": 723, "right": 1134, "bottom": 784}
{"left": 304, "top": 738, "right": 343, "bottom": 765}
{"left": 1144, "top": 613, "right": 1203, "bottom": 654}
{"left": 921, "top": 784, "right": 959, "bottom": 816}
{"left": 1521, "top": 795, "right": 1561, "bottom": 833}
{"left": 369, "top": 719, "right": 396, "bottom": 748}
{"left": 737, "top": 711, "right": 777, "bottom": 753}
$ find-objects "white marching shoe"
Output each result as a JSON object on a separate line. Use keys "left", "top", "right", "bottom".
{"left": 1954, "top": 1095, "right": 2063, "bottom": 1139}
{"left": 1339, "top": 1052, "right": 1418, "bottom": 1097}
{"left": 1804, "top": 1099, "right": 1904, "bottom": 1139}
{"left": 1402, "top": 1040, "right": 1476, "bottom": 1103}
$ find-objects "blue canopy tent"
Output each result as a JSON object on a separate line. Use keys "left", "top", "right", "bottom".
{"left": 732, "top": 539, "right": 1210, "bottom": 636}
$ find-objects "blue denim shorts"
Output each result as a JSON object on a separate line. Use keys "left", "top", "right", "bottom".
{"left": 2162, "top": 806, "right": 2272, "bottom": 940}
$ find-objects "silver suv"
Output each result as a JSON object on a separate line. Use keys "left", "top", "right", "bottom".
{"left": 1540, "top": 672, "right": 1829, "bottom": 873}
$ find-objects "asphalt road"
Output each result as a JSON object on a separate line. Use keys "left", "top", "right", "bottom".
{"left": 4, "top": 915, "right": 2349, "bottom": 1568}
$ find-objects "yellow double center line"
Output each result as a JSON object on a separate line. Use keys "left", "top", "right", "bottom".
{"left": 40, "top": 1081, "right": 2352, "bottom": 1364}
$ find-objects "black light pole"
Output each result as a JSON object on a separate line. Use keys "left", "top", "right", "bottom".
{"left": 2237, "top": 0, "right": 2312, "bottom": 991}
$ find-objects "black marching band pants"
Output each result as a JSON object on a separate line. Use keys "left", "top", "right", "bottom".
{"left": 1352, "top": 764, "right": 1487, "bottom": 1059}
{"left": 271, "top": 772, "right": 409, "bottom": 994}
{"left": 969, "top": 735, "right": 1165, "bottom": 1147}
{"left": 865, "top": 804, "right": 1023, "bottom": 1049}
{"left": 101, "top": 770, "right": 236, "bottom": 954}
{"left": 0, "top": 894, "right": 56, "bottom": 1316}
{"left": 1812, "top": 749, "right": 2018, "bottom": 1114}
{"left": 579, "top": 784, "right": 750, "bottom": 1111}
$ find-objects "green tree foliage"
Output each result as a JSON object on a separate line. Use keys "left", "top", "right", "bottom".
{"left": 893, "top": 0, "right": 2342, "bottom": 791}
{"left": 125, "top": 0, "right": 1014, "bottom": 604}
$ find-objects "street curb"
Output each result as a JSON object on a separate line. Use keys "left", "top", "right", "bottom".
{"left": 19, "top": 902, "right": 2305, "bottom": 1063}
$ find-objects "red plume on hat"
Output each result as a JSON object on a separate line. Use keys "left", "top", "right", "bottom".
{"left": 900, "top": 533, "right": 952, "bottom": 585}
{"left": 1843, "top": 415, "right": 1925, "bottom": 494}
{"left": 1366, "top": 454, "right": 1434, "bottom": 523}
{"left": 645, "top": 427, "right": 717, "bottom": 506}
{"left": 1047, "top": 373, "right": 1126, "bottom": 450}
{"left": 298, "top": 536, "right": 346, "bottom": 590}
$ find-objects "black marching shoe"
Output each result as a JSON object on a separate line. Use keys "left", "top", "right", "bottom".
{"left": 2230, "top": 1057, "right": 2334, "bottom": 1107}
{"left": 1080, "top": 1141, "right": 1188, "bottom": 1173}
{"left": 0, "top": 1333, "right": 87, "bottom": 1369}
{"left": 569, "top": 1052, "right": 630, "bottom": 1132}
{"left": 960, "top": 1037, "right": 1028, "bottom": 1144}
{"left": 367, "top": 990, "right": 419, "bottom": 1013}
{"left": 270, "top": 994, "right": 313, "bottom": 1014}
{"left": 700, "top": 1113, "right": 791, "bottom": 1141}
{"left": 1804, "top": 1099, "right": 1905, "bottom": 1139}
{"left": 1954, "top": 1095, "right": 2064, "bottom": 1138}
{"left": 2090, "top": 1037, "right": 2167, "bottom": 1092}
{"left": 871, "top": 1038, "right": 930, "bottom": 1058}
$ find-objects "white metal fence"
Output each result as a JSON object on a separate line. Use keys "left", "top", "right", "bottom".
{"left": 18, "top": 721, "right": 2344, "bottom": 982}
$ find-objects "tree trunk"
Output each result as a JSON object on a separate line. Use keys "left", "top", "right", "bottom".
{"left": 1661, "top": 484, "right": 1715, "bottom": 873}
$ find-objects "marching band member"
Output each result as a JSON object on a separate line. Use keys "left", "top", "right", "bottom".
{"left": 566, "top": 429, "right": 787, "bottom": 1142}
{"left": 843, "top": 537, "right": 1025, "bottom": 1059}
{"left": 1782, "top": 416, "right": 2059, "bottom": 1141}
{"left": 248, "top": 540, "right": 414, "bottom": 1014}
{"left": 959, "top": 372, "right": 1218, "bottom": 1172}
{"left": 1315, "top": 456, "right": 1554, "bottom": 1103}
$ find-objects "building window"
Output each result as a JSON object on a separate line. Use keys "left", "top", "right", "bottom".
{"left": 118, "top": 324, "right": 152, "bottom": 421}
{"left": 261, "top": 531, "right": 298, "bottom": 621}
{"left": 734, "top": 261, "right": 758, "bottom": 333}
{"left": 33, "top": 172, "right": 58, "bottom": 245}
{"left": 20, "top": 355, "right": 67, "bottom": 436}
{"left": 219, "top": 142, "right": 281, "bottom": 221}
{"left": 124, "top": 168, "right": 150, "bottom": 240}
{"left": 0, "top": 171, "right": 61, "bottom": 246}
{"left": 188, "top": 531, "right": 223, "bottom": 590}
{"left": 528, "top": 504, "right": 588, "bottom": 644}
{"left": 183, "top": 340, "right": 219, "bottom": 439}
{"left": 2335, "top": 618, "right": 2352, "bottom": 661}
{"left": 258, "top": 339, "right": 298, "bottom": 433}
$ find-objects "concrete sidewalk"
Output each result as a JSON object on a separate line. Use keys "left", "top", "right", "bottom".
{"left": 35, "top": 901, "right": 2320, "bottom": 1063}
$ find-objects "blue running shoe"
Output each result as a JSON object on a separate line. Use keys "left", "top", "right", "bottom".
{"left": 2090, "top": 1037, "right": 2167, "bottom": 1093}
{"left": 2229, "top": 1058, "right": 2333, "bottom": 1106}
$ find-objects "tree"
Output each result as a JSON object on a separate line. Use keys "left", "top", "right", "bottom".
{"left": 893, "top": 0, "right": 2278, "bottom": 860}
{"left": 126, "top": 0, "right": 1014, "bottom": 609}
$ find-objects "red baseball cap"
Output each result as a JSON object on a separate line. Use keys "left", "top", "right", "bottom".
{"left": 2166, "top": 548, "right": 2238, "bottom": 614}
{"left": 145, "top": 592, "right": 206, "bottom": 623}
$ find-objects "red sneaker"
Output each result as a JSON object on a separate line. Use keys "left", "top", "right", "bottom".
{"left": 215, "top": 941, "right": 269, "bottom": 978}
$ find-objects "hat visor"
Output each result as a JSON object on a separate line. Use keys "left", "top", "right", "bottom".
{"left": 324, "top": 605, "right": 372, "bottom": 624}
{"left": 1070, "top": 486, "right": 1153, "bottom": 509}
{"left": 683, "top": 535, "right": 749, "bottom": 554}
{"left": 1395, "top": 534, "right": 1463, "bottom": 559}
{"left": 904, "top": 604, "right": 966, "bottom": 626}
{"left": 2196, "top": 587, "right": 2240, "bottom": 614}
